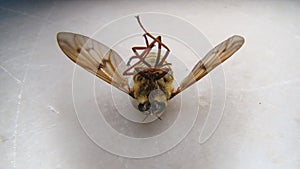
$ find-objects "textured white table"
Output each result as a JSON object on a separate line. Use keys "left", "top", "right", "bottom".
{"left": 0, "top": 1, "right": 299, "bottom": 169}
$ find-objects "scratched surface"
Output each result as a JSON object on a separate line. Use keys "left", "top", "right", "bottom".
{"left": 0, "top": 1, "right": 300, "bottom": 169}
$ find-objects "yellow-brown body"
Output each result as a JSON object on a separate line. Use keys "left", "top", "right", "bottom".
{"left": 132, "top": 52, "right": 174, "bottom": 115}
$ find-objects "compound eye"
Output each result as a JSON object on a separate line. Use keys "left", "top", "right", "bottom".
{"left": 150, "top": 101, "right": 166, "bottom": 114}
{"left": 138, "top": 102, "right": 150, "bottom": 112}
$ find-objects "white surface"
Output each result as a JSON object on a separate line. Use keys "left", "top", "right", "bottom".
{"left": 0, "top": 1, "right": 299, "bottom": 169}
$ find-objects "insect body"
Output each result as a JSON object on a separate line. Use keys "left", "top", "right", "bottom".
{"left": 131, "top": 52, "right": 174, "bottom": 119}
{"left": 57, "top": 16, "right": 244, "bottom": 121}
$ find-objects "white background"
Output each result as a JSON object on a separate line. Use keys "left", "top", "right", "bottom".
{"left": 0, "top": 1, "right": 299, "bottom": 169}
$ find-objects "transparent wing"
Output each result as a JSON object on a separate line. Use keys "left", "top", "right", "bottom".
{"left": 57, "top": 32, "right": 131, "bottom": 95}
{"left": 171, "top": 35, "right": 245, "bottom": 98}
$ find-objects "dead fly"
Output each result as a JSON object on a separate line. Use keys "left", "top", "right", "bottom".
{"left": 57, "top": 16, "right": 244, "bottom": 121}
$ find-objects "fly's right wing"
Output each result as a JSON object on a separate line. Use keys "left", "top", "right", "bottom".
{"left": 171, "top": 35, "right": 245, "bottom": 99}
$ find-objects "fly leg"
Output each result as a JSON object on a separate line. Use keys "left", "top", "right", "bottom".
{"left": 123, "top": 35, "right": 157, "bottom": 75}
{"left": 143, "top": 33, "right": 170, "bottom": 68}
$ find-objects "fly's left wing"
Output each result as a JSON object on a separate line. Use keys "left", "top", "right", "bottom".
{"left": 57, "top": 32, "right": 132, "bottom": 96}
{"left": 171, "top": 35, "right": 245, "bottom": 99}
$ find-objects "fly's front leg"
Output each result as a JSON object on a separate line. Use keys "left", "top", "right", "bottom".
{"left": 129, "top": 47, "right": 152, "bottom": 68}
{"left": 135, "top": 15, "right": 170, "bottom": 67}
{"left": 144, "top": 33, "right": 170, "bottom": 51}
{"left": 126, "top": 34, "right": 153, "bottom": 67}
{"left": 127, "top": 46, "right": 150, "bottom": 66}
{"left": 123, "top": 45, "right": 154, "bottom": 76}
{"left": 143, "top": 34, "right": 149, "bottom": 47}
{"left": 157, "top": 50, "right": 170, "bottom": 67}
{"left": 143, "top": 33, "right": 170, "bottom": 68}
{"left": 155, "top": 36, "right": 162, "bottom": 68}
